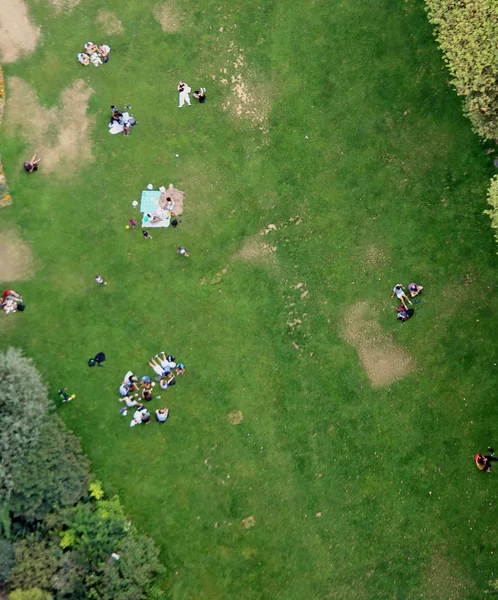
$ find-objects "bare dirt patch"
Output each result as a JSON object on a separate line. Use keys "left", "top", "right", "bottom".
{"left": 5, "top": 77, "right": 94, "bottom": 176}
{"left": 95, "top": 10, "right": 123, "bottom": 36}
{"left": 153, "top": 3, "right": 180, "bottom": 33}
{"left": 237, "top": 237, "right": 276, "bottom": 264}
{"left": 227, "top": 410, "right": 243, "bottom": 425}
{"left": 364, "top": 245, "right": 387, "bottom": 270}
{"left": 0, "top": 230, "right": 33, "bottom": 282}
{"left": 0, "top": 0, "right": 41, "bottom": 64}
{"left": 241, "top": 515, "right": 255, "bottom": 529}
{"left": 343, "top": 302, "right": 412, "bottom": 386}
{"left": 45, "top": 0, "right": 80, "bottom": 13}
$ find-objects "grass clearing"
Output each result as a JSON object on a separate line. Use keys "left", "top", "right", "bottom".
{"left": 1, "top": 0, "right": 498, "bottom": 597}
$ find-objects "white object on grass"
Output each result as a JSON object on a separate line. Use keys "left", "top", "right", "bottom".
{"left": 175, "top": 154, "right": 179, "bottom": 157}
{"left": 132, "top": 200, "right": 138, "bottom": 207}
{"left": 147, "top": 183, "right": 153, "bottom": 190}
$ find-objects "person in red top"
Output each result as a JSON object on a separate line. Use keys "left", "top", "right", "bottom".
{"left": 475, "top": 448, "right": 498, "bottom": 472}
{"left": 2, "top": 290, "right": 21, "bottom": 301}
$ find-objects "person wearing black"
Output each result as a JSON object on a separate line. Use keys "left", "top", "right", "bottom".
{"left": 193, "top": 88, "right": 206, "bottom": 103}
{"left": 24, "top": 154, "right": 41, "bottom": 172}
{"left": 110, "top": 106, "right": 123, "bottom": 125}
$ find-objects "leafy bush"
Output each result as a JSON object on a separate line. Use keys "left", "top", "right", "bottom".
{"left": 425, "top": 0, "right": 498, "bottom": 140}
{"left": 8, "top": 589, "right": 53, "bottom": 600}
{"left": 485, "top": 175, "right": 498, "bottom": 248}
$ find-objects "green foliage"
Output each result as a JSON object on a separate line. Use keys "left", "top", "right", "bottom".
{"left": 7, "top": 540, "right": 58, "bottom": 592}
{"left": 0, "top": 536, "right": 14, "bottom": 584}
{"left": 9, "top": 416, "right": 90, "bottom": 523}
{"left": 8, "top": 589, "right": 53, "bottom": 600}
{"left": 91, "top": 533, "right": 164, "bottom": 600}
{"left": 425, "top": 0, "right": 498, "bottom": 139}
{"left": 45, "top": 497, "right": 126, "bottom": 569}
{"left": 0, "top": 349, "right": 51, "bottom": 503}
{"left": 88, "top": 481, "right": 104, "bottom": 501}
{"left": 485, "top": 175, "right": 498, "bottom": 248}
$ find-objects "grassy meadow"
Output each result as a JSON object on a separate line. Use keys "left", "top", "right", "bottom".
{"left": 1, "top": 0, "right": 498, "bottom": 597}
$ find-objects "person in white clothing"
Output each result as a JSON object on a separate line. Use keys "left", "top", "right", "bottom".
{"left": 98, "top": 44, "right": 111, "bottom": 62}
{"left": 177, "top": 81, "right": 191, "bottom": 108}
{"left": 391, "top": 283, "right": 412, "bottom": 309}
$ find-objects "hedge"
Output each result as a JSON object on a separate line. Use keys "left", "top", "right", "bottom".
{"left": 425, "top": 0, "right": 498, "bottom": 140}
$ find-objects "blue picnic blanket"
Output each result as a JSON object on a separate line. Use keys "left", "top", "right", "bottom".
{"left": 140, "top": 190, "right": 161, "bottom": 213}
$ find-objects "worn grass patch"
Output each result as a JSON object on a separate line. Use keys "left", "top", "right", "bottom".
{"left": 0, "top": 230, "right": 33, "bottom": 282}
{"left": 343, "top": 301, "right": 412, "bottom": 386}
{"left": 5, "top": 77, "right": 94, "bottom": 175}
{"left": 95, "top": 10, "right": 123, "bottom": 36}
{"left": 0, "top": 0, "right": 41, "bottom": 64}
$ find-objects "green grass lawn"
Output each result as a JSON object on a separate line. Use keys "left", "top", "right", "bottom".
{"left": 2, "top": 0, "right": 498, "bottom": 597}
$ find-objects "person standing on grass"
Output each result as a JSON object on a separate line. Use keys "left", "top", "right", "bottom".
{"left": 391, "top": 283, "right": 412, "bottom": 308}
{"left": 95, "top": 275, "right": 107, "bottom": 286}
{"left": 177, "top": 246, "right": 189, "bottom": 257}
{"left": 129, "top": 218, "right": 137, "bottom": 231}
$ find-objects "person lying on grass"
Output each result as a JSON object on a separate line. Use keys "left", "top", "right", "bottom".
{"left": 156, "top": 408, "right": 169, "bottom": 422}
{"left": 156, "top": 352, "right": 176, "bottom": 369}
{"left": 149, "top": 357, "right": 169, "bottom": 377}
{"left": 391, "top": 283, "right": 412, "bottom": 308}
{"left": 24, "top": 154, "right": 41, "bottom": 173}
{"left": 408, "top": 282, "right": 423, "bottom": 297}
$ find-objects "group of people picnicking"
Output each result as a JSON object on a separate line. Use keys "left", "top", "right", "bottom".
{"left": 391, "top": 282, "right": 423, "bottom": 322}
{"left": 108, "top": 105, "right": 138, "bottom": 136}
{"left": 78, "top": 41, "right": 111, "bottom": 67}
{"left": 1, "top": 289, "right": 25, "bottom": 315}
{"left": 118, "top": 353, "right": 186, "bottom": 427}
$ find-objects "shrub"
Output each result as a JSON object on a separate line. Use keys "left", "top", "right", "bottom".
{"left": 425, "top": 0, "right": 498, "bottom": 140}
{"left": 485, "top": 175, "right": 498, "bottom": 248}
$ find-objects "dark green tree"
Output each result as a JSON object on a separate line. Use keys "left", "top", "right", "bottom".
{"left": 9, "top": 416, "right": 90, "bottom": 522}
{"left": 0, "top": 348, "right": 51, "bottom": 503}
{"left": 0, "top": 536, "right": 14, "bottom": 584}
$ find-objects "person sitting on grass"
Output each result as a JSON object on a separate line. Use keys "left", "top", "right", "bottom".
{"left": 24, "top": 154, "right": 41, "bottom": 173}
{"left": 193, "top": 88, "right": 206, "bottom": 103}
{"left": 2, "top": 290, "right": 22, "bottom": 302}
{"left": 391, "top": 283, "right": 412, "bottom": 308}
{"left": 110, "top": 106, "right": 123, "bottom": 125}
{"left": 120, "top": 394, "right": 140, "bottom": 408}
{"left": 475, "top": 448, "right": 498, "bottom": 472}
{"left": 408, "top": 282, "right": 424, "bottom": 297}
{"left": 84, "top": 41, "right": 98, "bottom": 54}
{"left": 98, "top": 44, "right": 111, "bottom": 62}
{"left": 155, "top": 407, "right": 169, "bottom": 423}
{"left": 130, "top": 405, "right": 150, "bottom": 427}
{"left": 175, "top": 363, "right": 186, "bottom": 376}
{"left": 396, "top": 306, "right": 414, "bottom": 323}
{"left": 142, "top": 390, "right": 153, "bottom": 402}
{"left": 160, "top": 372, "right": 176, "bottom": 390}
{"left": 78, "top": 52, "right": 90, "bottom": 66}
